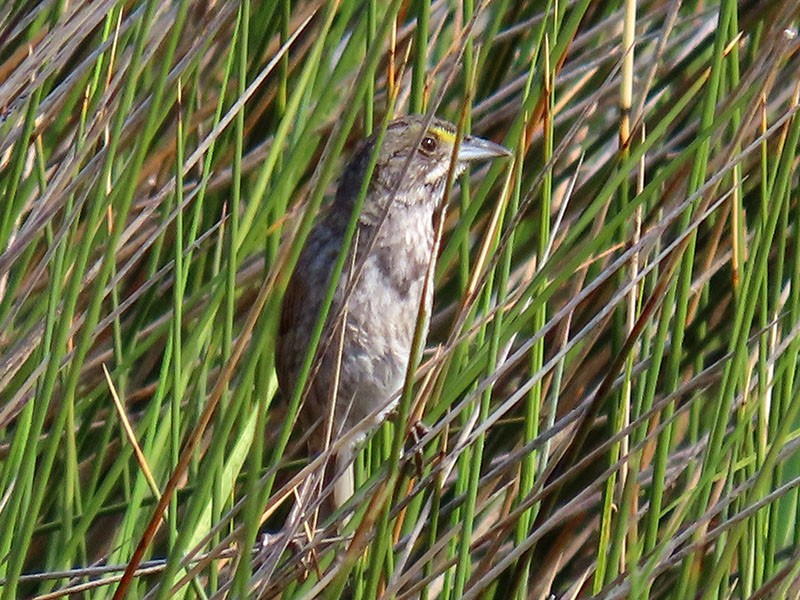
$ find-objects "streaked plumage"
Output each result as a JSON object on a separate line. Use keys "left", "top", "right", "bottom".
{"left": 276, "top": 115, "right": 510, "bottom": 508}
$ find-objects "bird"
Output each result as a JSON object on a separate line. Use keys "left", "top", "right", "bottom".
{"left": 276, "top": 114, "right": 510, "bottom": 512}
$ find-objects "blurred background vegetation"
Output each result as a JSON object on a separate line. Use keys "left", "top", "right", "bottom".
{"left": 1, "top": 0, "right": 800, "bottom": 598}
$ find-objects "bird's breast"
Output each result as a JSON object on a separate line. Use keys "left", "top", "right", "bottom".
{"left": 339, "top": 207, "right": 436, "bottom": 372}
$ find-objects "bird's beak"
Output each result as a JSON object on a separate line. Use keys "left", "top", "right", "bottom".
{"left": 457, "top": 134, "right": 512, "bottom": 162}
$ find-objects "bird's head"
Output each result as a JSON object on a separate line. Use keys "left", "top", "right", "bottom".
{"left": 335, "top": 115, "right": 510, "bottom": 218}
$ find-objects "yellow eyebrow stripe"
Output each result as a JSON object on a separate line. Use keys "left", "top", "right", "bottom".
{"left": 429, "top": 124, "right": 457, "bottom": 144}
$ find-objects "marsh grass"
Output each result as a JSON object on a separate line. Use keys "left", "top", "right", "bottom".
{"left": 1, "top": 1, "right": 800, "bottom": 598}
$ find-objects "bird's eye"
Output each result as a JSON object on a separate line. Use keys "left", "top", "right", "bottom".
{"left": 420, "top": 135, "right": 438, "bottom": 154}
